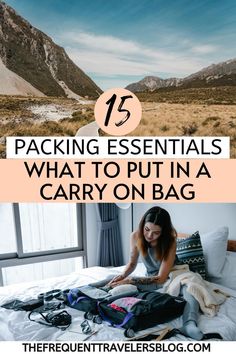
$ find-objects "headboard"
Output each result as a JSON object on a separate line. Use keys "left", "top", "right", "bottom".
{"left": 227, "top": 240, "right": 236, "bottom": 252}
{"left": 177, "top": 233, "right": 236, "bottom": 252}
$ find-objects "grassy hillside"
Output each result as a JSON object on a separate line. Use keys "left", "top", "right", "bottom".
{"left": 137, "top": 86, "right": 236, "bottom": 105}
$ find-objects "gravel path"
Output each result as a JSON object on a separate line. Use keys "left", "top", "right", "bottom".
{"left": 76, "top": 121, "right": 99, "bottom": 136}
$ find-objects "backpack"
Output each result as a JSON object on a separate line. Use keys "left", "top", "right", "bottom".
{"left": 98, "top": 291, "right": 186, "bottom": 334}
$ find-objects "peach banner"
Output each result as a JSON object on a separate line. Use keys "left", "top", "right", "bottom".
{"left": 0, "top": 159, "right": 235, "bottom": 202}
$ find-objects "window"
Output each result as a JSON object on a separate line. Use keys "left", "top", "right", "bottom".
{"left": 0, "top": 203, "right": 86, "bottom": 286}
{"left": 2, "top": 257, "right": 83, "bottom": 286}
{"left": 19, "top": 204, "right": 79, "bottom": 253}
{"left": 0, "top": 204, "right": 17, "bottom": 254}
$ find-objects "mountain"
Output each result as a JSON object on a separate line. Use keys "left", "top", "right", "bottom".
{"left": 0, "top": 1, "right": 102, "bottom": 98}
{"left": 126, "top": 58, "right": 236, "bottom": 92}
{"left": 126, "top": 76, "right": 182, "bottom": 92}
{"left": 182, "top": 59, "right": 236, "bottom": 88}
{"left": 0, "top": 57, "right": 45, "bottom": 96}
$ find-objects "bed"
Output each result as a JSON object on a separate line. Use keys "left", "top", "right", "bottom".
{"left": 0, "top": 232, "right": 236, "bottom": 341}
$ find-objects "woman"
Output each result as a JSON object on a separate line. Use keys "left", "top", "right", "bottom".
{"left": 108, "top": 206, "right": 203, "bottom": 340}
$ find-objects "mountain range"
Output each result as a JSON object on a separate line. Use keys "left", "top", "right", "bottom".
{"left": 0, "top": 1, "right": 102, "bottom": 98}
{"left": 126, "top": 58, "right": 236, "bottom": 92}
{"left": 1, "top": 1, "right": 235, "bottom": 98}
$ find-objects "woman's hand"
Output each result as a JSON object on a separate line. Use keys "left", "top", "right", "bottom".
{"left": 108, "top": 274, "right": 126, "bottom": 286}
{"left": 109, "top": 277, "right": 132, "bottom": 288}
{"left": 107, "top": 232, "right": 139, "bottom": 287}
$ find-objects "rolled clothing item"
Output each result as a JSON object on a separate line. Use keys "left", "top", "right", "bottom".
{"left": 111, "top": 297, "right": 151, "bottom": 315}
{"left": 108, "top": 284, "right": 138, "bottom": 297}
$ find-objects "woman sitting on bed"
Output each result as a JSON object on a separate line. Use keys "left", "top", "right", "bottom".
{"left": 108, "top": 206, "right": 203, "bottom": 340}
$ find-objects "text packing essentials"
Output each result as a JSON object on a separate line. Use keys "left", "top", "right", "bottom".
{"left": 7, "top": 137, "right": 229, "bottom": 159}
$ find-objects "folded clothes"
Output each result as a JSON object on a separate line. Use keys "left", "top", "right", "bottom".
{"left": 110, "top": 297, "right": 151, "bottom": 315}
{"left": 77, "top": 285, "right": 109, "bottom": 300}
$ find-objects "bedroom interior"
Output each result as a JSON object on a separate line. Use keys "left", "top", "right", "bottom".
{"left": 0, "top": 202, "right": 236, "bottom": 340}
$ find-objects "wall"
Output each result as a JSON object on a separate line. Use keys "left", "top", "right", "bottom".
{"left": 120, "top": 203, "right": 236, "bottom": 263}
{"left": 86, "top": 203, "right": 236, "bottom": 265}
{"left": 85, "top": 204, "right": 99, "bottom": 267}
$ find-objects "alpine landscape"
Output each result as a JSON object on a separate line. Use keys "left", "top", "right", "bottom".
{"left": 0, "top": 1, "right": 102, "bottom": 157}
{"left": 127, "top": 61, "right": 236, "bottom": 157}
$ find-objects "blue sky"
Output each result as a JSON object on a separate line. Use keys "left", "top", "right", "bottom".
{"left": 5, "top": 0, "right": 236, "bottom": 90}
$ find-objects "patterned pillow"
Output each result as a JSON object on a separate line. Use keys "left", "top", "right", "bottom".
{"left": 176, "top": 231, "right": 206, "bottom": 279}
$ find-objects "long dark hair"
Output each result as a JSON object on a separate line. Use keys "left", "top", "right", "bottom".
{"left": 137, "top": 206, "right": 177, "bottom": 261}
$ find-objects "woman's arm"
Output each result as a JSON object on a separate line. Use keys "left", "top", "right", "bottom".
{"left": 108, "top": 231, "right": 139, "bottom": 285}
{"left": 128, "top": 239, "right": 177, "bottom": 286}
{"left": 156, "top": 239, "right": 177, "bottom": 283}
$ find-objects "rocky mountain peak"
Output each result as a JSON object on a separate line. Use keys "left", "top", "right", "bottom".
{"left": 126, "top": 58, "right": 236, "bottom": 92}
{"left": 0, "top": 1, "right": 102, "bottom": 98}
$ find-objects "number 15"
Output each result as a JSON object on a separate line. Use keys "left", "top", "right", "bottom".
{"left": 104, "top": 94, "right": 133, "bottom": 127}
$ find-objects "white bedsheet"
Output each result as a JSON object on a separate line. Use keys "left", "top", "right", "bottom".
{"left": 0, "top": 264, "right": 236, "bottom": 341}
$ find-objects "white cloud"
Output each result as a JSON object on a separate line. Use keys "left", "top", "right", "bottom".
{"left": 191, "top": 44, "right": 218, "bottom": 54}
{"left": 62, "top": 31, "right": 209, "bottom": 77}
{"left": 66, "top": 32, "right": 141, "bottom": 55}
{"left": 67, "top": 48, "right": 152, "bottom": 75}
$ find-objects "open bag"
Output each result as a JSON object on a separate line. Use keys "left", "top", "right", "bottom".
{"left": 98, "top": 291, "right": 186, "bottom": 335}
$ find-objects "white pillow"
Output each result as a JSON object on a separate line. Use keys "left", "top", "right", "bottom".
{"left": 208, "top": 251, "right": 236, "bottom": 290}
{"left": 200, "top": 226, "right": 228, "bottom": 278}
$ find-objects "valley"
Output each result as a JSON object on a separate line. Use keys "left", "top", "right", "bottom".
{"left": 132, "top": 87, "right": 236, "bottom": 158}
{"left": 0, "top": 95, "right": 95, "bottom": 157}
{"left": 1, "top": 85, "right": 236, "bottom": 158}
